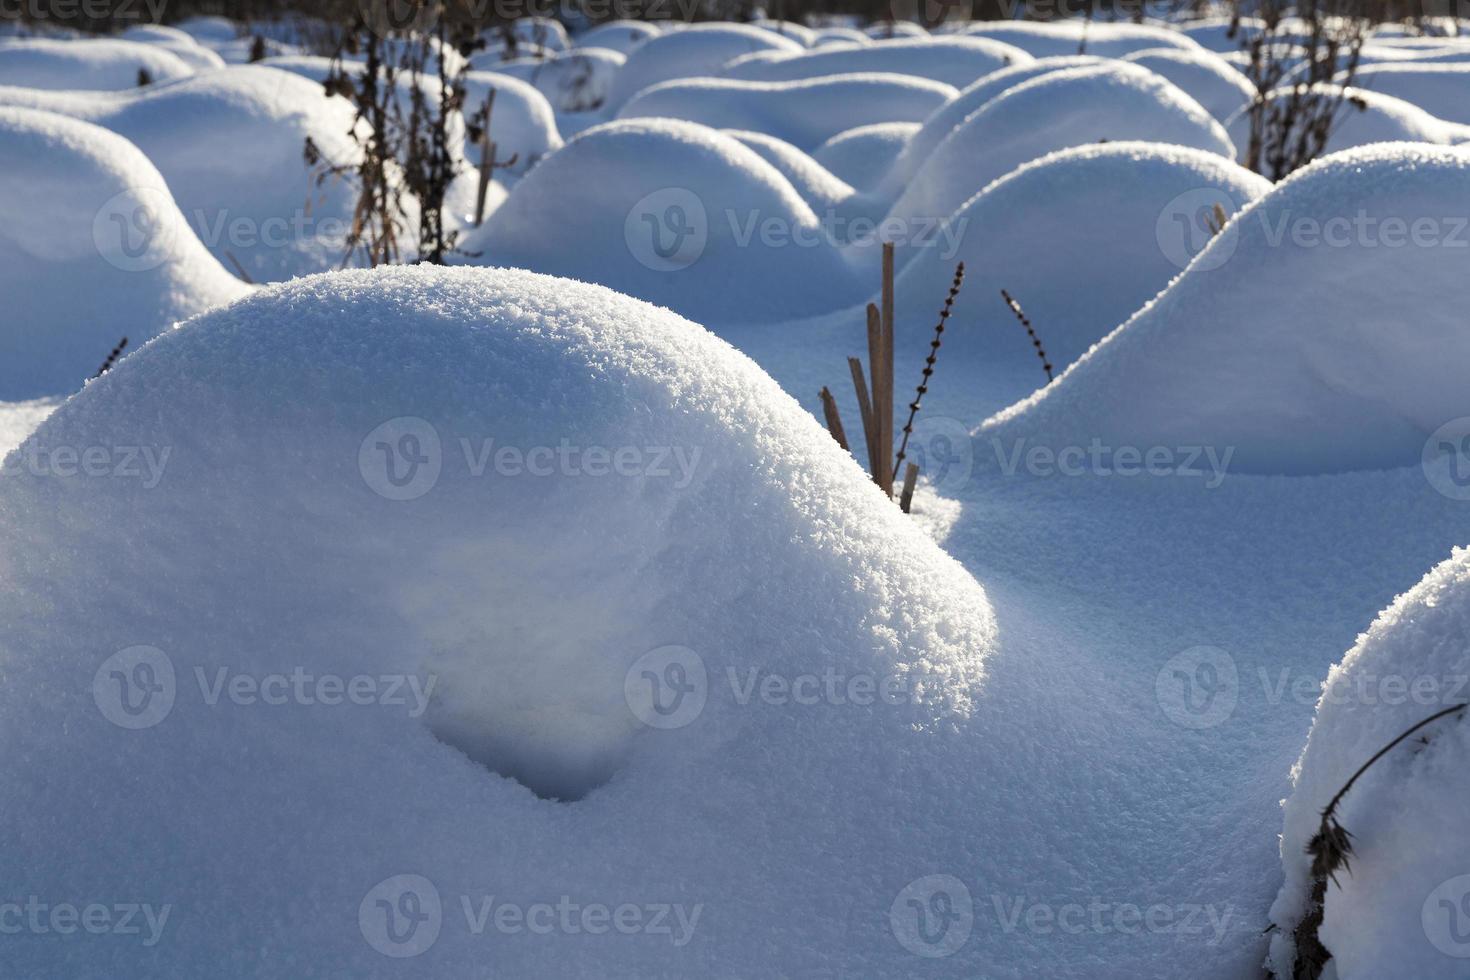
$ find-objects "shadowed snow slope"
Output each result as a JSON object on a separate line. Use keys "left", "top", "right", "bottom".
{"left": 1267, "top": 548, "right": 1470, "bottom": 978}
{"left": 0, "top": 37, "right": 194, "bottom": 89}
{"left": 889, "top": 63, "right": 1234, "bottom": 226}
{"left": 720, "top": 35, "right": 1029, "bottom": 88}
{"left": 812, "top": 121, "right": 916, "bottom": 190}
{"left": 0, "top": 66, "right": 367, "bottom": 281}
{"left": 0, "top": 107, "right": 248, "bottom": 400}
{"left": 893, "top": 143, "right": 1270, "bottom": 380}
{"left": 1346, "top": 63, "right": 1470, "bottom": 126}
{"left": 606, "top": 23, "right": 802, "bottom": 110}
{"left": 575, "top": 19, "right": 659, "bottom": 56}
{"left": 984, "top": 144, "right": 1470, "bottom": 475}
{"left": 464, "top": 119, "right": 864, "bottom": 323}
{"left": 618, "top": 72, "right": 954, "bottom": 151}
{"left": 723, "top": 130, "right": 854, "bottom": 212}
{"left": 0, "top": 265, "right": 1004, "bottom": 977}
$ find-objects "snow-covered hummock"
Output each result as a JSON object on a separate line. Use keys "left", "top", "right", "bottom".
{"left": 984, "top": 143, "right": 1470, "bottom": 475}
{"left": 464, "top": 118, "right": 864, "bottom": 324}
{"left": 0, "top": 107, "right": 248, "bottom": 400}
{"left": 751, "top": 19, "right": 819, "bottom": 46}
{"left": 495, "top": 16, "right": 570, "bottom": 53}
{"left": 458, "top": 70, "right": 565, "bottom": 173}
{"left": 487, "top": 47, "right": 626, "bottom": 112}
{"left": 888, "top": 62, "right": 1234, "bottom": 227}
{"left": 0, "top": 265, "right": 998, "bottom": 977}
{"left": 0, "top": 37, "right": 194, "bottom": 90}
{"left": 174, "top": 15, "right": 241, "bottom": 47}
{"left": 876, "top": 55, "right": 1104, "bottom": 200}
{"left": 1122, "top": 47, "right": 1254, "bottom": 121}
{"left": 812, "top": 121, "right": 917, "bottom": 190}
{"left": 212, "top": 35, "right": 302, "bottom": 64}
{"left": 0, "top": 66, "right": 374, "bottom": 282}
{"left": 118, "top": 24, "right": 227, "bottom": 72}
{"left": 605, "top": 23, "right": 802, "bottom": 110}
{"left": 1179, "top": 15, "right": 1263, "bottom": 53}
{"left": 1267, "top": 548, "right": 1470, "bottom": 978}
{"left": 1224, "top": 84, "right": 1470, "bottom": 161}
{"left": 574, "top": 19, "right": 659, "bottom": 56}
{"left": 724, "top": 129, "right": 854, "bottom": 213}
{"left": 617, "top": 72, "right": 955, "bottom": 151}
{"left": 891, "top": 142, "right": 1270, "bottom": 395}
{"left": 964, "top": 20, "right": 1200, "bottom": 58}
{"left": 720, "top": 35, "right": 1030, "bottom": 88}
{"left": 1347, "top": 63, "right": 1470, "bottom": 126}
{"left": 811, "top": 26, "right": 871, "bottom": 47}
{"left": 864, "top": 20, "right": 928, "bottom": 38}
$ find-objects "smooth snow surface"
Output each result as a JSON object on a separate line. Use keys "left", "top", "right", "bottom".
{"left": 606, "top": 23, "right": 802, "bottom": 110}
{"left": 985, "top": 144, "right": 1470, "bottom": 475}
{"left": 1349, "top": 63, "right": 1470, "bottom": 126}
{"left": 720, "top": 35, "right": 1029, "bottom": 88}
{"left": 0, "top": 265, "right": 999, "bottom": 977}
{"left": 467, "top": 118, "right": 864, "bottom": 323}
{"left": 1122, "top": 47, "right": 1255, "bottom": 121}
{"left": 618, "top": 72, "right": 955, "bottom": 151}
{"left": 0, "top": 106, "right": 248, "bottom": 399}
{"left": 888, "top": 62, "right": 1235, "bottom": 227}
{"left": 812, "top": 121, "right": 917, "bottom": 190}
{"left": 964, "top": 21, "right": 1201, "bottom": 58}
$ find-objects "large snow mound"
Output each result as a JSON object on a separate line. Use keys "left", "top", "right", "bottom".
{"left": 723, "top": 129, "right": 854, "bottom": 212}
{"left": 575, "top": 19, "right": 659, "bottom": 56}
{"left": 892, "top": 142, "right": 1270, "bottom": 377}
{"left": 1268, "top": 548, "right": 1470, "bottom": 978}
{"left": 965, "top": 21, "right": 1201, "bottom": 58}
{"left": 1348, "top": 63, "right": 1470, "bottom": 126}
{"left": 878, "top": 55, "right": 1104, "bottom": 199}
{"left": 0, "top": 107, "right": 248, "bottom": 400}
{"left": 0, "top": 265, "right": 1000, "bottom": 977}
{"left": 617, "top": 72, "right": 955, "bottom": 151}
{"left": 487, "top": 47, "right": 626, "bottom": 112}
{"left": 889, "top": 62, "right": 1234, "bottom": 227}
{"left": 0, "top": 37, "right": 195, "bottom": 90}
{"left": 1122, "top": 47, "right": 1255, "bottom": 122}
{"left": 720, "top": 35, "right": 1029, "bottom": 88}
{"left": 463, "top": 118, "right": 863, "bottom": 324}
{"left": 118, "top": 24, "right": 226, "bottom": 72}
{"left": 984, "top": 144, "right": 1470, "bottom": 475}
{"left": 0, "top": 65, "right": 369, "bottom": 281}
{"left": 605, "top": 23, "right": 802, "bottom": 110}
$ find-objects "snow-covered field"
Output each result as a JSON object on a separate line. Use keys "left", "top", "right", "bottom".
{"left": 2, "top": 8, "right": 1470, "bottom": 978}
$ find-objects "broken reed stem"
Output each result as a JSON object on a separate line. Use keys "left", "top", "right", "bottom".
{"left": 848, "top": 356, "right": 878, "bottom": 477}
{"left": 879, "top": 242, "right": 895, "bottom": 495}
{"left": 899, "top": 462, "right": 919, "bottom": 514}
{"left": 818, "top": 386, "right": 849, "bottom": 452}
{"left": 894, "top": 261, "right": 965, "bottom": 483}
{"left": 1000, "top": 289, "right": 1053, "bottom": 383}
{"left": 94, "top": 337, "right": 128, "bottom": 378}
